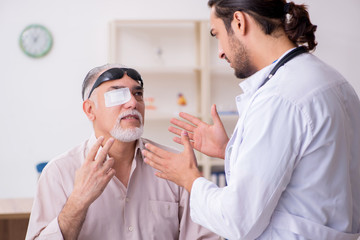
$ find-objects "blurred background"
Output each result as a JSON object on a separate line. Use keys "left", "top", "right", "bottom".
{"left": 0, "top": 0, "right": 359, "bottom": 199}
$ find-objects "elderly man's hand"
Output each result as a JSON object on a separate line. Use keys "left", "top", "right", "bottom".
{"left": 58, "top": 137, "right": 116, "bottom": 239}
{"left": 71, "top": 136, "right": 116, "bottom": 208}
{"left": 143, "top": 131, "right": 202, "bottom": 192}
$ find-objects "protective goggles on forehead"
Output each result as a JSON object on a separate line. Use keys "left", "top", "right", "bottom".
{"left": 87, "top": 68, "right": 143, "bottom": 99}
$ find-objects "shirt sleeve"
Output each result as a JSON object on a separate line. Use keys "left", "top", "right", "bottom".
{"left": 190, "top": 95, "right": 312, "bottom": 239}
{"left": 26, "top": 217, "right": 63, "bottom": 240}
{"left": 26, "top": 161, "right": 68, "bottom": 240}
{"left": 178, "top": 186, "right": 221, "bottom": 240}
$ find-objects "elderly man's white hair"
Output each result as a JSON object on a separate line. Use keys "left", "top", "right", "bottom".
{"left": 82, "top": 63, "right": 128, "bottom": 101}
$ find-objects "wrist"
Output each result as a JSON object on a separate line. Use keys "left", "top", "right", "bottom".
{"left": 58, "top": 195, "right": 88, "bottom": 240}
{"left": 184, "top": 170, "right": 202, "bottom": 193}
{"left": 67, "top": 193, "right": 91, "bottom": 213}
{"left": 59, "top": 194, "right": 89, "bottom": 227}
{"left": 220, "top": 139, "right": 229, "bottom": 159}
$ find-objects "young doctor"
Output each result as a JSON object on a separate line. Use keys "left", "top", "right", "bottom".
{"left": 143, "top": 0, "right": 360, "bottom": 239}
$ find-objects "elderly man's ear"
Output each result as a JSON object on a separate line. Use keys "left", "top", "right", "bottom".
{"left": 83, "top": 100, "right": 96, "bottom": 121}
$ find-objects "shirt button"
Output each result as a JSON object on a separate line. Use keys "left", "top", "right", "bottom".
{"left": 128, "top": 226, "right": 134, "bottom": 232}
{"left": 126, "top": 198, "right": 130, "bottom": 202}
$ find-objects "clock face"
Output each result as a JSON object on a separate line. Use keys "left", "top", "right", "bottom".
{"left": 19, "top": 24, "right": 53, "bottom": 58}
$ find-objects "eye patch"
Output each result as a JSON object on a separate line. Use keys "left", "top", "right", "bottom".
{"left": 104, "top": 88, "right": 131, "bottom": 107}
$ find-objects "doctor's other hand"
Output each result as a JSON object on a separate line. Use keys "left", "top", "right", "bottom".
{"left": 143, "top": 131, "right": 202, "bottom": 193}
{"left": 169, "top": 104, "right": 229, "bottom": 159}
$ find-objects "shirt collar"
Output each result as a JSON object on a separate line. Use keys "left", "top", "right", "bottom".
{"left": 134, "top": 137, "right": 145, "bottom": 160}
{"left": 239, "top": 63, "right": 274, "bottom": 96}
{"left": 235, "top": 64, "right": 274, "bottom": 115}
{"left": 239, "top": 47, "right": 298, "bottom": 95}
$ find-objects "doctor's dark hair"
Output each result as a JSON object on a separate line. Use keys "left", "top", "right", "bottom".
{"left": 208, "top": 0, "right": 317, "bottom": 51}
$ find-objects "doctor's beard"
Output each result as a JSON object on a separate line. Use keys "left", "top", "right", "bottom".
{"left": 110, "top": 109, "right": 144, "bottom": 142}
{"left": 229, "top": 34, "right": 257, "bottom": 79}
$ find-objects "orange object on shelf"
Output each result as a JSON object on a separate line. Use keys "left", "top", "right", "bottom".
{"left": 177, "top": 93, "right": 187, "bottom": 106}
{"left": 145, "top": 97, "right": 157, "bottom": 110}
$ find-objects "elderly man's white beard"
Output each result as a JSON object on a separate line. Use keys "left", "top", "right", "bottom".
{"left": 110, "top": 109, "right": 144, "bottom": 142}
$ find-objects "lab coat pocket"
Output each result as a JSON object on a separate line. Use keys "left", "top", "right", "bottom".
{"left": 148, "top": 200, "right": 179, "bottom": 239}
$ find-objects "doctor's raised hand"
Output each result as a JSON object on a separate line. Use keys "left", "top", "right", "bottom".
{"left": 143, "top": 130, "right": 202, "bottom": 192}
{"left": 168, "top": 104, "right": 229, "bottom": 159}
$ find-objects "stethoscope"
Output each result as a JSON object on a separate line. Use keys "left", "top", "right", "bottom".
{"left": 258, "top": 46, "right": 307, "bottom": 89}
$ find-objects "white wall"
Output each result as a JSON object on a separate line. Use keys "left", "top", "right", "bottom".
{"left": 0, "top": 0, "right": 359, "bottom": 198}
{"left": 302, "top": 0, "right": 360, "bottom": 93}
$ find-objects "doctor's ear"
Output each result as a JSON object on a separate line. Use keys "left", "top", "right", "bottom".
{"left": 232, "top": 11, "right": 246, "bottom": 34}
{"left": 83, "top": 99, "right": 96, "bottom": 121}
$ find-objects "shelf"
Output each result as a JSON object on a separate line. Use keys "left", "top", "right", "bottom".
{"left": 109, "top": 20, "right": 200, "bottom": 68}
{"left": 210, "top": 159, "right": 225, "bottom": 166}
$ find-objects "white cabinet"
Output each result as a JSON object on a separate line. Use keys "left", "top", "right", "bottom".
{"left": 108, "top": 20, "right": 240, "bottom": 182}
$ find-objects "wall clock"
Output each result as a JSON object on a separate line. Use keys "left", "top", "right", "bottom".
{"left": 19, "top": 24, "right": 53, "bottom": 58}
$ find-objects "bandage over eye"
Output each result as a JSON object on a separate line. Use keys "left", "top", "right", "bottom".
{"left": 104, "top": 88, "right": 131, "bottom": 107}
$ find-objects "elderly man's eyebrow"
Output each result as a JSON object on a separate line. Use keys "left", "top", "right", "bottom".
{"left": 108, "top": 86, "right": 126, "bottom": 90}
{"left": 107, "top": 86, "right": 143, "bottom": 92}
{"left": 133, "top": 86, "right": 144, "bottom": 91}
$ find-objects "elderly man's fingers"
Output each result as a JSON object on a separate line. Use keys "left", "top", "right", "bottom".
{"left": 102, "top": 157, "right": 115, "bottom": 172}
{"left": 105, "top": 167, "right": 116, "bottom": 181}
{"left": 95, "top": 138, "right": 114, "bottom": 166}
{"left": 85, "top": 136, "right": 104, "bottom": 163}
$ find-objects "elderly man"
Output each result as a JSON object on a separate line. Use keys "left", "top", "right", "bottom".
{"left": 26, "top": 64, "right": 218, "bottom": 240}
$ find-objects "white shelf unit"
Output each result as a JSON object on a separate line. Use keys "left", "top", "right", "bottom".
{"left": 108, "top": 20, "right": 240, "bottom": 182}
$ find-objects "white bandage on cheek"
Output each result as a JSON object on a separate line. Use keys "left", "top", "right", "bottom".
{"left": 104, "top": 88, "right": 132, "bottom": 107}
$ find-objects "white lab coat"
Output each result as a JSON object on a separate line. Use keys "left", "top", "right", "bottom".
{"left": 190, "top": 49, "right": 360, "bottom": 240}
